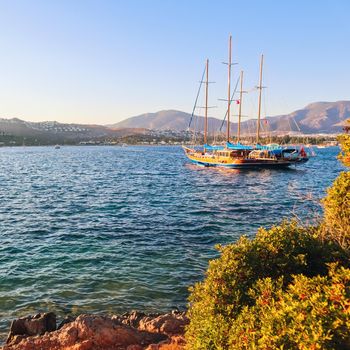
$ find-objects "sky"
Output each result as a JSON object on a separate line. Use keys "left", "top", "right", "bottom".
{"left": 0, "top": 0, "right": 349, "bottom": 125}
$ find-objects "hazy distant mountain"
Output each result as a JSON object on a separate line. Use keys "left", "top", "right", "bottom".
{"left": 0, "top": 118, "right": 148, "bottom": 144}
{"left": 1, "top": 101, "right": 348, "bottom": 145}
{"left": 263, "top": 101, "right": 350, "bottom": 134}
{"left": 111, "top": 101, "right": 350, "bottom": 134}
{"left": 109, "top": 110, "right": 223, "bottom": 131}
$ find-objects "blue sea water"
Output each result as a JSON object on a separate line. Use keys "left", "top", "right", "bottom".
{"left": 0, "top": 145, "right": 344, "bottom": 338}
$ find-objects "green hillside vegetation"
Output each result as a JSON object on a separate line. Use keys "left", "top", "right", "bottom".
{"left": 185, "top": 124, "right": 350, "bottom": 349}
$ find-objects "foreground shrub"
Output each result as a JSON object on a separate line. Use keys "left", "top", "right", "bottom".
{"left": 229, "top": 264, "right": 350, "bottom": 349}
{"left": 185, "top": 222, "right": 349, "bottom": 349}
{"left": 320, "top": 130, "right": 350, "bottom": 250}
{"left": 320, "top": 132, "right": 350, "bottom": 252}
{"left": 321, "top": 171, "right": 350, "bottom": 251}
{"left": 186, "top": 129, "right": 350, "bottom": 349}
{"left": 337, "top": 133, "right": 350, "bottom": 167}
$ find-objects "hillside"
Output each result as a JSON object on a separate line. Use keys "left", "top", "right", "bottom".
{"left": 110, "top": 101, "right": 350, "bottom": 134}
{"left": 264, "top": 101, "right": 350, "bottom": 134}
{"left": 0, "top": 118, "right": 149, "bottom": 145}
{"left": 109, "top": 110, "right": 224, "bottom": 131}
{"left": 0, "top": 101, "right": 348, "bottom": 145}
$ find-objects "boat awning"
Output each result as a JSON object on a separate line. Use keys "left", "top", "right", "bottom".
{"left": 256, "top": 143, "right": 283, "bottom": 151}
{"left": 226, "top": 142, "right": 253, "bottom": 150}
{"left": 203, "top": 144, "right": 225, "bottom": 150}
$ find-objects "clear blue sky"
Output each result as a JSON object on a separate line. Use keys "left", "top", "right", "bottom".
{"left": 0, "top": 0, "right": 349, "bottom": 124}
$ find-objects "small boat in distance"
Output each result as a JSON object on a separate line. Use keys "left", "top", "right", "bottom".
{"left": 55, "top": 145, "right": 61, "bottom": 149}
{"left": 183, "top": 35, "right": 309, "bottom": 169}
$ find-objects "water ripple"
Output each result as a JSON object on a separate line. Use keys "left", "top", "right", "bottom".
{"left": 0, "top": 145, "right": 344, "bottom": 338}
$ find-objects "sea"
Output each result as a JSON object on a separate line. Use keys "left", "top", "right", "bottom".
{"left": 0, "top": 145, "right": 344, "bottom": 339}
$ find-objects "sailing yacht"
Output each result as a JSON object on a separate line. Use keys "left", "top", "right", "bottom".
{"left": 183, "top": 36, "right": 309, "bottom": 169}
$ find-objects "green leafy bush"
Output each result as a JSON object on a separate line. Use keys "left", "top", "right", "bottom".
{"left": 337, "top": 133, "right": 350, "bottom": 167}
{"left": 185, "top": 222, "right": 349, "bottom": 349}
{"left": 229, "top": 264, "right": 350, "bottom": 349}
{"left": 320, "top": 130, "right": 350, "bottom": 252}
{"left": 186, "top": 129, "right": 350, "bottom": 349}
{"left": 321, "top": 171, "right": 350, "bottom": 251}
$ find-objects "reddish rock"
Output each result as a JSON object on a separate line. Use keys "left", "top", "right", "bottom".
{"left": 57, "top": 316, "right": 76, "bottom": 330}
{"left": 126, "top": 346, "right": 143, "bottom": 350}
{"left": 1, "top": 312, "right": 187, "bottom": 350}
{"left": 138, "top": 313, "right": 188, "bottom": 336}
{"left": 145, "top": 335, "right": 186, "bottom": 350}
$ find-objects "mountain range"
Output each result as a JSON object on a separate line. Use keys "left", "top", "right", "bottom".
{"left": 110, "top": 101, "right": 350, "bottom": 135}
{"left": 0, "top": 118, "right": 149, "bottom": 145}
{"left": 0, "top": 101, "right": 349, "bottom": 145}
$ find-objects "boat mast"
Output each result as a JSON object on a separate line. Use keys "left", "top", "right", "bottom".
{"left": 226, "top": 35, "right": 232, "bottom": 143}
{"left": 204, "top": 59, "right": 209, "bottom": 146}
{"left": 238, "top": 70, "right": 244, "bottom": 142}
{"left": 256, "top": 54, "right": 264, "bottom": 144}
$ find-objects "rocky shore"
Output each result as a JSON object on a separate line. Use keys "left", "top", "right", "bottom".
{"left": 1, "top": 311, "right": 188, "bottom": 350}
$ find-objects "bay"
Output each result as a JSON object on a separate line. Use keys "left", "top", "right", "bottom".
{"left": 0, "top": 145, "right": 344, "bottom": 338}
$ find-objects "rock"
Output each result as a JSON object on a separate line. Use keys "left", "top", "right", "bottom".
{"left": 111, "top": 311, "right": 188, "bottom": 337}
{"left": 128, "top": 311, "right": 146, "bottom": 328}
{"left": 138, "top": 313, "right": 188, "bottom": 336}
{"left": 57, "top": 315, "right": 76, "bottom": 330}
{"left": 2, "top": 311, "right": 188, "bottom": 350}
{"left": 6, "top": 312, "right": 56, "bottom": 345}
{"left": 2, "top": 314, "right": 169, "bottom": 350}
{"left": 112, "top": 311, "right": 157, "bottom": 328}
{"left": 145, "top": 336, "right": 186, "bottom": 350}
